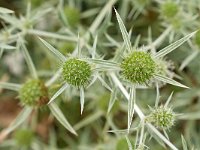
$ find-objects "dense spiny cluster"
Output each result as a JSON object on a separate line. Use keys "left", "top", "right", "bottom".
{"left": 19, "top": 79, "right": 49, "bottom": 107}
{"left": 120, "top": 51, "right": 156, "bottom": 84}
{"left": 161, "top": 1, "right": 179, "bottom": 18}
{"left": 149, "top": 106, "right": 175, "bottom": 130}
{"left": 62, "top": 58, "right": 92, "bottom": 87}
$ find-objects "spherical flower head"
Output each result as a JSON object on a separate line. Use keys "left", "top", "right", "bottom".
{"left": 62, "top": 58, "right": 92, "bottom": 87}
{"left": 14, "top": 129, "right": 33, "bottom": 147}
{"left": 149, "top": 106, "right": 175, "bottom": 130}
{"left": 120, "top": 51, "right": 156, "bottom": 84}
{"left": 19, "top": 79, "right": 49, "bottom": 107}
{"left": 161, "top": 1, "right": 179, "bottom": 18}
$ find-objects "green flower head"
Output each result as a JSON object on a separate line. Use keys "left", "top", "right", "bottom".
{"left": 120, "top": 51, "right": 156, "bottom": 84}
{"left": 19, "top": 79, "right": 49, "bottom": 107}
{"left": 62, "top": 58, "right": 92, "bottom": 87}
{"left": 149, "top": 106, "right": 175, "bottom": 130}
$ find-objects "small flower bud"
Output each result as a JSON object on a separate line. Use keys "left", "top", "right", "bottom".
{"left": 147, "top": 106, "right": 175, "bottom": 130}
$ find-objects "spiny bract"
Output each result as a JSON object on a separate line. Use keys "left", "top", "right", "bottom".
{"left": 62, "top": 58, "right": 92, "bottom": 87}
{"left": 120, "top": 51, "right": 156, "bottom": 84}
{"left": 149, "top": 106, "right": 175, "bottom": 130}
{"left": 19, "top": 79, "right": 49, "bottom": 107}
{"left": 161, "top": 1, "right": 179, "bottom": 18}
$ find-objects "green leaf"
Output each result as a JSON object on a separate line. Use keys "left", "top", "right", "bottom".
{"left": 0, "top": 82, "right": 21, "bottom": 91}
{"left": 155, "top": 74, "right": 189, "bottom": 88}
{"left": 4, "top": 107, "right": 32, "bottom": 134}
{"left": 155, "top": 31, "right": 197, "bottom": 58}
{"left": 115, "top": 8, "right": 132, "bottom": 52}
{"left": 39, "top": 37, "right": 66, "bottom": 62}
{"left": 49, "top": 103, "right": 77, "bottom": 135}
{"left": 0, "top": 7, "right": 14, "bottom": 14}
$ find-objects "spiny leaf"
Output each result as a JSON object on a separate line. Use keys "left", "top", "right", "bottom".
{"left": 115, "top": 8, "right": 132, "bottom": 52}
{"left": 155, "top": 74, "right": 189, "bottom": 88}
{"left": 49, "top": 103, "right": 77, "bottom": 135}
{"left": 155, "top": 31, "right": 197, "bottom": 58}
{"left": 39, "top": 37, "right": 66, "bottom": 62}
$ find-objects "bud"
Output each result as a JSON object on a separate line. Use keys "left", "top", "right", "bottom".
{"left": 147, "top": 106, "right": 175, "bottom": 130}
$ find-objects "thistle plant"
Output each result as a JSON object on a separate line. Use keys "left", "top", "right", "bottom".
{"left": 1, "top": 0, "right": 200, "bottom": 150}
